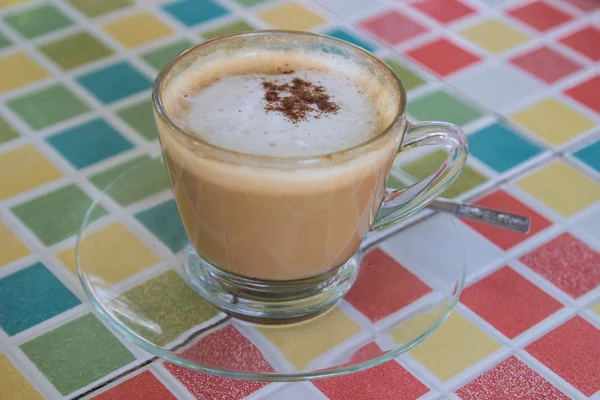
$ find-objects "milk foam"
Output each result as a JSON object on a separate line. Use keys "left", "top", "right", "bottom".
{"left": 169, "top": 60, "right": 386, "bottom": 157}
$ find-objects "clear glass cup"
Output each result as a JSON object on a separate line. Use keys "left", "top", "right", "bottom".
{"left": 152, "top": 30, "right": 468, "bottom": 324}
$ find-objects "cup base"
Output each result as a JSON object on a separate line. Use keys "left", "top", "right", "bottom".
{"left": 184, "top": 246, "right": 359, "bottom": 324}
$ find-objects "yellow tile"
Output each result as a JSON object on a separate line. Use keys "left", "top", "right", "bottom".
{"left": 57, "top": 222, "right": 160, "bottom": 282}
{"left": 0, "top": 355, "right": 43, "bottom": 400}
{"left": 390, "top": 305, "right": 501, "bottom": 381}
{"left": 103, "top": 12, "right": 174, "bottom": 49}
{"left": 0, "top": 145, "right": 62, "bottom": 200}
{"left": 0, "top": 53, "right": 48, "bottom": 94}
{"left": 259, "top": 2, "right": 326, "bottom": 31}
{"left": 460, "top": 19, "right": 529, "bottom": 53}
{"left": 511, "top": 99, "right": 595, "bottom": 146}
{"left": 0, "top": 0, "right": 31, "bottom": 6}
{"left": 0, "top": 222, "right": 30, "bottom": 267}
{"left": 592, "top": 302, "right": 600, "bottom": 316}
{"left": 257, "top": 307, "right": 361, "bottom": 370}
{"left": 517, "top": 161, "right": 600, "bottom": 217}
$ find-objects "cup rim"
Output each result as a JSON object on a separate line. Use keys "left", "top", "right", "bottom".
{"left": 152, "top": 29, "right": 407, "bottom": 166}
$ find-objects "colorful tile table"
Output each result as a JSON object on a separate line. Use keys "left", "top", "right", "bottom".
{"left": 0, "top": 0, "right": 598, "bottom": 398}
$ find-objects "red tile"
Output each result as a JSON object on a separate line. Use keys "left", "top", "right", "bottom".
{"left": 406, "top": 38, "right": 481, "bottom": 77}
{"left": 456, "top": 356, "right": 569, "bottom": 400}
{"left": 560, "top": 26, "right": 600, "bottom": 61}
{"left": 164, "top": 325, "right": 272, "bottom": 400}
{"left": 461, "top": 266, "right": 562, "bottom": 338}
{"left": 461, "top": 190, "right": 553, "bottom": 250}
{"left": 526, "top": 316, "right": 600, "bottom": 396}
{"left": 564, "top": 75, "right": 600, "bottom": 114}
{"left": 360, "top": 10, "right": 428, "bottom": 45}
{"left": 345, "top": 248, "right": 431, "bottom": 322}
{"left": 344, "top": 342, "right": 387, "bottom": 364}
{"left": 93, "top": 371, "right": 176, "bottom": 400}
{"left": 413, "top": 0, "right": 475, "bottom": 24}
{"left": 510, "top": 46, "right": 582, "bottom": 83}
{"left": 559, "top": 0, "right": 600, "bottom": 11}
{"left": 520, "top": 232, "right": 600, "bottom": 298}
{"left": 314, "top": 343, "right": 429, "bottom": 400}
{"left": 508, "top": 1, "right": 573, "bottom": 32}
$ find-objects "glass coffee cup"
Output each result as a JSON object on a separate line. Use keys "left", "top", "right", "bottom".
{"left": 152, "top": 31, "right": 468, "bottom": 324}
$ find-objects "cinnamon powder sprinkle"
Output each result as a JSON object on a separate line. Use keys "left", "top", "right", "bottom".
{"left": 262, "top": 75, "right": 340, "bottom": 123}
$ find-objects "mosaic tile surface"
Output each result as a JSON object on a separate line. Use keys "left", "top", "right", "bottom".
{"left": 0, "top": 0, "right": 598, "bottom": 398}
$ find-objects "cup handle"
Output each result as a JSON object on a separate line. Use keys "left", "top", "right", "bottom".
{"left": 372, "top": 121, "right": 469, "bottom": 230}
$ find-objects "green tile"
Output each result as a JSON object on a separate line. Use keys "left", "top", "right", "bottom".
{"left": 116, "top": 99, "right": 158, "bottom": 140}
{"left": 4, "top": 5, "right": 72, "bottom": 39}
{"left": 402, "top": 150, "right": 488, "bottom": 199}
{"left": 0, "top": 117, "right": 19, "bottom": 144}
{"left": 141, "top": 39, "right": 194, "bottom": 71}
{"left": 384, "top": 58, "right": 426, "bottom": 91}
{"left": 408, "top": 91, "right": 483, "bottom": 126}
{"left": 39, "top": 32, "right": 113, "bottom": 70}
{"left": 0, "top": 31, "right": 12, "bottom": 49}
{"left": 8, "top": 85, "right": 89, "bottom": 130}
{"left": 386, "top": 173, "right": 407, "bottom": 190}
{"left": 116, "top": 270, "right": 219, "bottom": 346}
{"left": 202, "top": 20, "right": 255, "bottom": 39}
{"left": 67, "top": 0, "right": 133, "bottom": 18}
{"left": 11, "top": 185, "right": 106, "bottom": 245}
{"left": 233, "top": 0, "right": 268, "bottom": 6}
{"left": 90, "top": 156, "right": 170, "bottom": 205}
{"left": 20, "top": 314, "right": 135, "bottom": 395}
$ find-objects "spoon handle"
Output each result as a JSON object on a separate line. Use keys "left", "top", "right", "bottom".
{"left": 429, "top": 199, "right": 531, "bottom": 233}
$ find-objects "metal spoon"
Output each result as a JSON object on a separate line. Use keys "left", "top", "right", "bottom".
{"left": 429, "top": 199, "right": 531, "bottom": 233}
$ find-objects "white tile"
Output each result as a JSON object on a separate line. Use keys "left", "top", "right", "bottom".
{"left": 381, "top": 214, "right": 475, "bottom": 292}
{"left": 572, "top": 206, "right": 600, "bottom": 240}
{"left": 312, "top": 0, "right": 387, "bottom": 20}
{"left": 260, "top": 383, "right": 324, "bottom": 399}
{"left": 479, "top": 0, "right": 511, "bottom": 6}
{"left": 454, "top": 219, "right": 505, "bottom": 279}
{"left": 448, "top": 61, "right": 545, "bottom": 112}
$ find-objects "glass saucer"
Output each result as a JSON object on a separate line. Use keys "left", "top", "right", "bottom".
{"left": 76, "top": 157, "right": 466, "bottom": 381}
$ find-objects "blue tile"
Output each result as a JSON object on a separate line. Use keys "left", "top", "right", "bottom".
{"left": 163, "top": 0, "right": 228, "bottom": 27}
{"left": 0, "top": 263, "right": 80, "bottom": 336}
{"left": 47, "top": 119, "right": 133, "bottom": 169}
{"left": 135, "top": 200, "right": 187, "bottom": 252}
{"left": 469, "top": 123, "right": 542, "bottom": 172}
{"left": 325, "top": 28, "right": 376, "bottom": 52}
{"left": 573, "top": 140, "right": 600, "bottom": 173}
{"left": 76, "top": 61, "right": 151, "bottom": 104}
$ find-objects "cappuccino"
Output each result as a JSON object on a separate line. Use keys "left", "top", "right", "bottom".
{"left": 158, "top": 51, "right": 401, "bottom": 280}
